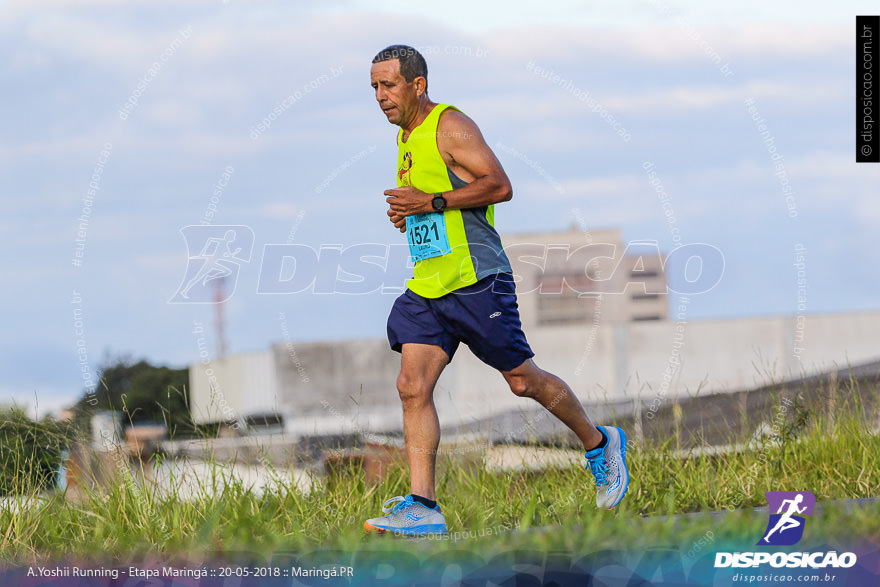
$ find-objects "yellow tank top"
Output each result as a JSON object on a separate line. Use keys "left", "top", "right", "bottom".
{"left": 397, "top": 104, "right": 511, "bottom": 298}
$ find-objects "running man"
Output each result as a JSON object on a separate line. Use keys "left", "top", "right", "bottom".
{"left": 762, "top": 493, "right": 808, "bottom": 543}
{"left": 364, "top": 45, "right": 629, "bottom": 535}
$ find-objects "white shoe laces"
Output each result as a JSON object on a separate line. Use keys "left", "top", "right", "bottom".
{"left": 381, "top": 496, "right": 409, "bottom": 514}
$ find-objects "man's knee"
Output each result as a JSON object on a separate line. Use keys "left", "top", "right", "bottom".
{"left": 507, "top": 376, "right": 536, "bottom": 398}
{"left": 396, "top": 372, "right": 431, "bottom": 403}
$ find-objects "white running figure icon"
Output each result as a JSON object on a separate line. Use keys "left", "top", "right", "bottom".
{"left": 763, "top": 493, "right": 808, "bottom": 543}
{"left": 180, "top": 229, "right": 242, "bottom": 299}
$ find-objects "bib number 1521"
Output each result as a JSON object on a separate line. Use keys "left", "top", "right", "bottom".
{"left": 406, "top": 213, "right": 451, "bottom": 262}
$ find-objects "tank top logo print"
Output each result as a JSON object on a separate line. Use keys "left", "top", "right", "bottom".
{"left": 398, "top": 151, "right": 412, "bottom": 186}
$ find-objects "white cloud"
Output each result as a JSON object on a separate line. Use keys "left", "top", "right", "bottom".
{"left": 256, "top": 202, "right": 304, "bottom": 219}
{"left": 552, "top": 175, "right": 646, "bottom": 199}
{"left": 605, "top": 80, "right": 840, "bottom": 112}
{"left": 485, "top": 22, "right": 849, "bottom": 64}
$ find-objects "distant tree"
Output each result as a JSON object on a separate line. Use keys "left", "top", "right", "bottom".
{"left": 0, "top": 407, "right": 72, "bottom": 495}
{"left": 75, "top": 358, "right": 193, "bottom": 437}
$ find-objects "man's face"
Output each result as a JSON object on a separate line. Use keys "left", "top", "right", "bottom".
{"left": 370, "top": 59, "right": 420, "bottom": 127}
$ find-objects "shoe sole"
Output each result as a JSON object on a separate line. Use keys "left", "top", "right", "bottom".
{"left": 363, "top": 521, "right": 448, "bottom": 536}
{"left": 603, "top": 426, "right": 629, "bottom": 510}
{"left": 364, "top": 521, "right": 387, "bottom": 534}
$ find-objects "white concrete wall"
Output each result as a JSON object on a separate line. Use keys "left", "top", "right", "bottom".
{"left": 189, "top": 351, "right": 280, "bottom": 424}
{"left": 450, "top": 310, "right": 880, "bottom": 423}
{"left": 189, "top": 311, "right": 880, "bottom": 432}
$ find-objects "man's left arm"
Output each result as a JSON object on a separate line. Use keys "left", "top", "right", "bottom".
{"left": 385, "top": 111, "right": 512, "bottom": 219}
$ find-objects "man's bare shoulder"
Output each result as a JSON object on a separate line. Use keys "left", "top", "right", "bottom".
{"left": 437, "top": 108, "right": 483, "bottom": 139}
{"left": 436, "top": 108, "right": 488, "bottom": 156}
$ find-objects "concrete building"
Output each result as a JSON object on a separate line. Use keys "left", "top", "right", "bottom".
{"left": 504, "top": 227, "right": 668, "bottom": 327}
{"left": 190, "top": 310, "right": 880, "bottom": 436}
{"left": 188, "top": 228, "right": 879, "bottom": 438}
{"left": 190, "top": 312, "right": 880, "bottom": 435}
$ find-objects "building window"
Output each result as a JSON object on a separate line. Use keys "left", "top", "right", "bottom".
{"left": 537, "top": 272, "right": 594, "bottom": 294}
{"left": 536, "top": 272, "right": 597, "bottom": 325}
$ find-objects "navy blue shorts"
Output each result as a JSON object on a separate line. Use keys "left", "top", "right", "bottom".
{"left": 387, "top": 273, "right": 535, "bottom": 372}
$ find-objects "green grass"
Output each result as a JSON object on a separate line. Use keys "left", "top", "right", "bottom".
{"left": 1, "top": 400, "right": 878, "bottom": 565}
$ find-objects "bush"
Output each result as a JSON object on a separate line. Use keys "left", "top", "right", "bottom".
{"left": 75, "top": 358, "right": 192, "bottom": 437}
{"left": 0, "top": 407, "right": 71, "bottom": 496}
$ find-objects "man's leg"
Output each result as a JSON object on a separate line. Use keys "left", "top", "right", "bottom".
{"left": 397, "top": 342, "right": 449, "bottom": 500}
{"left": 501, "top": 358, "right": 630, "bottom": 509}
{"left": 501, "top": 358, "right": 603, "bottom": 451}
{"left": 429, "top": 273, "right": 628, "bottom": 509}
{"left": 366, "top": 289, "right": 454, "bottom": 534}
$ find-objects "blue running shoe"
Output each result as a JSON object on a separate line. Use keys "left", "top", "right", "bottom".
{"left": 585, "top": 425, "right": 629, "bottom": 509}
{"left": 364, "top": 495, "right": 448, "bottom": 536}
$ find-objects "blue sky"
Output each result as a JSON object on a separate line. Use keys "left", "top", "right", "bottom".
{"left": 2, "top": 0, "right": 879, "bottom": 414}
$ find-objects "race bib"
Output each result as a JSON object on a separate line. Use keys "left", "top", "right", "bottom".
{"left": 406, "top": 212, "right": 451, "bottom": 262}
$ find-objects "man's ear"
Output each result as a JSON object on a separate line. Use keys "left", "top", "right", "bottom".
{"left": 414, "top": 76, "right": 427, "bottom": 96}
